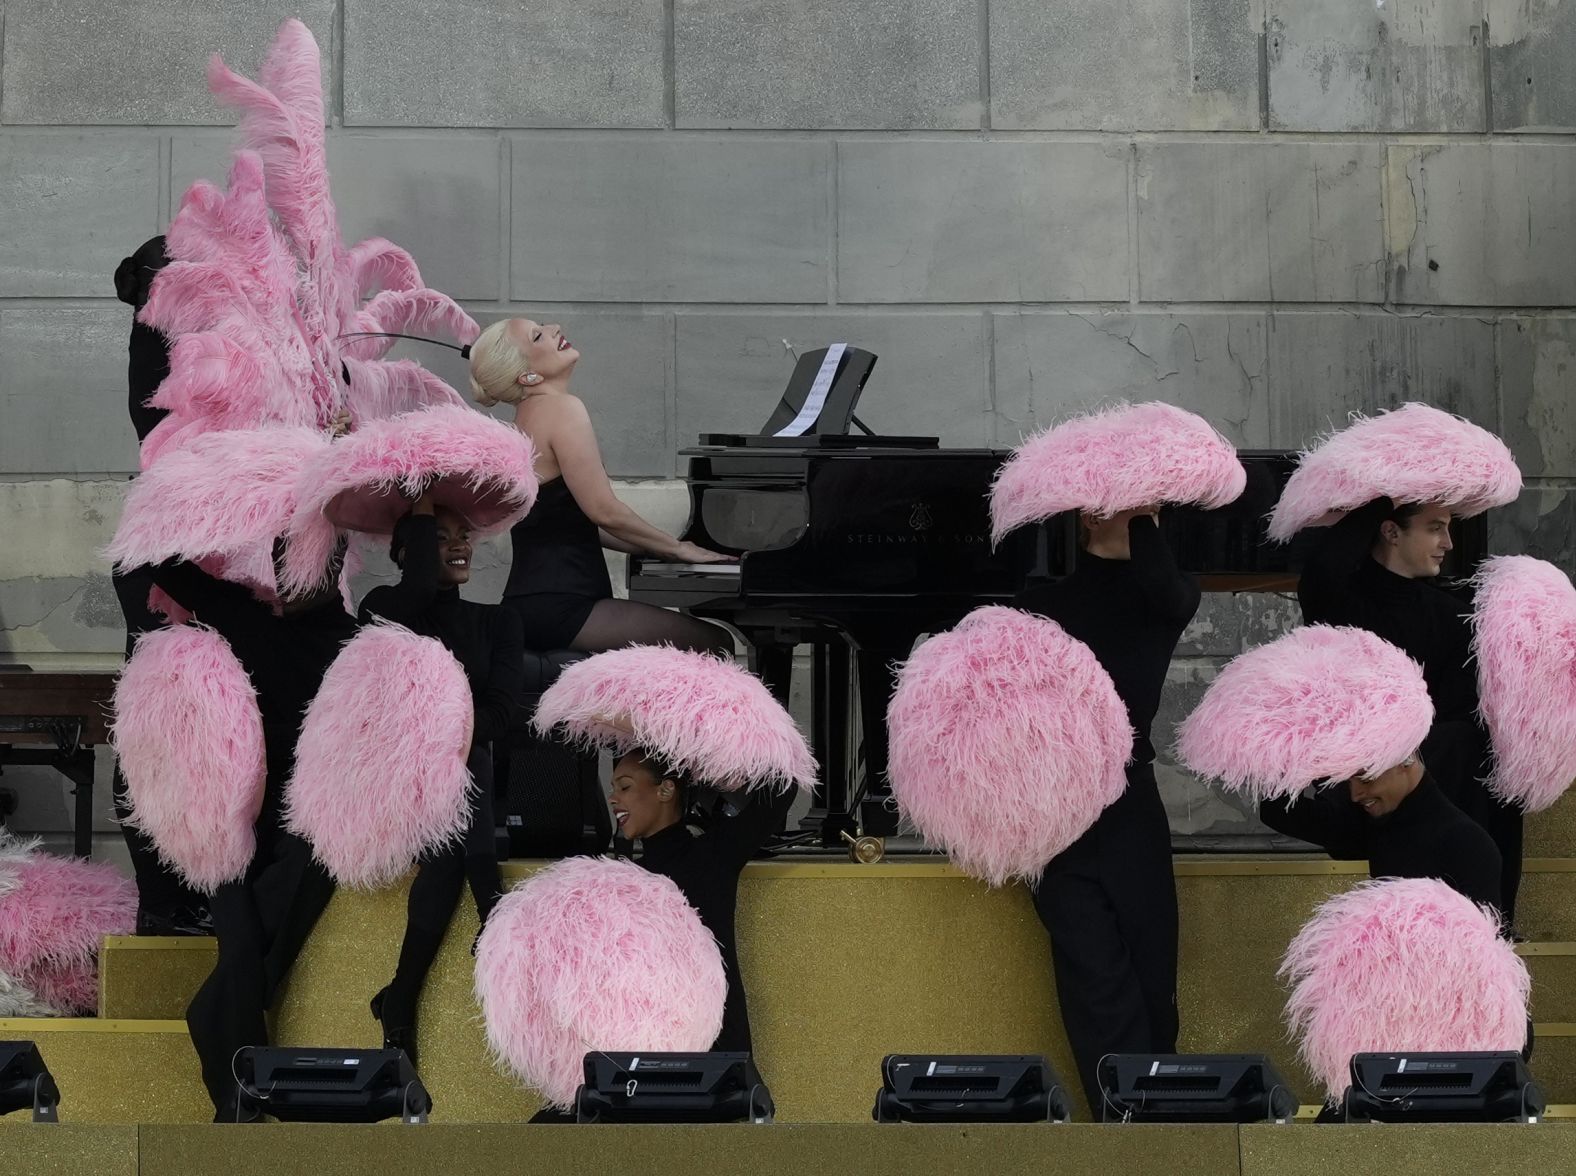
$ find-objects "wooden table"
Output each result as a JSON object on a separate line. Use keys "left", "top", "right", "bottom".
{"left": 0, "top": 669, "right": 117, "bottom": 856}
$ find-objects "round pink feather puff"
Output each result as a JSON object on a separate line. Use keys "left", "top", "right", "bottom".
{"left": 886, "top": 606, "right": 1134, "bottom": 886}
{"left": 990, "top": 401, "right": 1246, "bottom": 544}
{"left": 533, "top": 646, "right": 816, "bottom": 795}
{"left": 1268, "top": 403, "right": 1522, "bottom": 543}
{"left": 282, "top": 403, "right": 537, "bottom": 595}
{"left": 0, "top": 833, "right": 136, "bottom": 1015}
{"left": 284, "top": 623, "right": 475, "bottom": 890}
{"left": 474, "top": 856, "right": 727, "bottom": 1110}
{"left": 1471, "top": 556, "right": 1576, "bottom": 812}
{"left": 1176, "top": 625, "right": 1433, "bottom": 802}
{"left": 1281, "top": 877, "right": 1528, "bottom": 1103}
{"left": 112, "top": 625, "right": 266, "bottom": 893}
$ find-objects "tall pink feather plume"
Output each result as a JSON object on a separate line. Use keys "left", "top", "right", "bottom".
{"left": 0, "top": 834, "right": 136, "bottom": 1016}
{"left": 990, "top": 401, "right": 1247, "bottom": 545}
{"left": 1471, "top": 556, "right": 1576, "bottom": 812}
{"left": 533, "top": 646, "right": 816, "bottom": 795}
{"left": 886, "top": 606, "right": 1134, "bottom": 887}
{"left": 1175, "top": 625, "right": 1434, "bottom": 802}
{"left": 112, "top": 627, "right": 265, "bottom": 893}
{"left": 348, "top": 238, "right": 424, "bottom": 301}
{"left": 474, "top": 857, "right": 727, "bottom": 1109}
{"left": 284, "top": 623, "right": 475, "bottom": 889}
{"left": 342, "top": 358, "right": 467, "bottom": 423}
{"left": 343, "top": 288, "right": 481, "bottom": 361}
{"left": 1268, "top": 403, "right": 1523, "bottom": 543}
{"left": 1281, "top": 878, "right": 1528, "bottom": 1102}
{"left": 282, "top": 404, "right": 538, "bottom": 594}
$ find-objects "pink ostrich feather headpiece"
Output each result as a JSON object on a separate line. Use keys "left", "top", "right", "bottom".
{"left": 886, "top": 606, "right": 1134, "bottom": 887}
{"left": 533, "top": 646, "right": 816, "bottom": 794}
{"left": 1471, "top": 556, "right": 1576, "bottom": 813}
{"left": 474, "top": 856, "right": 726, "bottom": 1110}
{"left": 1281, "top": 877, "right": 1528, "bottom": 1103}
{"left": 1176, "top": 625, "right": 1433, "bottom": 802}
{"left": 990, "top": 401, "right": 1246, "bottom": 545}
{"left": 1267, "top": 403, "right": 1522, "bottom": 543}
{"left": 284, "top": 623, "right": 476, "bottom": 890}
{"left": 112, "top": 626, "right": 266, "bottom": 894}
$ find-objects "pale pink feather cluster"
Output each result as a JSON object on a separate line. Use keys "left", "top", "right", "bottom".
{"left": 1267, "top": 403, "right": 1522, "bottom": 542}
{"left": 284, "top": 624, "right": 475, "bottom": 889}
{"left": 990, "top": 402, "right": 1247, "bottom": 544}
{"left": 1471, "top": 556, "right": 1576, "bottom": 812}
{"left": 533, "top": 646, "right": 816, "bottom": 794}
{"left": 474, "top": 857, "right": 726, "bottom": 1110}
{"left": 1176, "top": 626, "right": 1434, "bottom": 801}
{"left": 111, "top": 626, "right": 266, "bottom": 893}
{"left": 886, "top": 606, "right": 1134, "bottom": 886}
{"left": 0, "top": 833, "right": 136, "bottom": 1015}
{"left": 1281, "top": 877, "right": 1528, "bottom": 1102}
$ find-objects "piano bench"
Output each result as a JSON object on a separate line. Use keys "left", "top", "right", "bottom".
{"left": 496, "top": 650, "right": 611, "bottom": 860}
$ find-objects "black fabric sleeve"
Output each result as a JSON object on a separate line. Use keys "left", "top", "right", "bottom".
{"left": 1258, "top": 788, "right": 1368, "bottom": 860}
{"left": 148, "top": 559, "right": 268, "bottom": 633}
{"left": 361, "top": 514, "right": 440, "bottom": 625}
{"left": 1296, "top": 497, "right": 1392, "bottom": 626}
{"left": 1127, "top": 516, "right": 1201, "bottom": 624}
{"left": 700, "top": 784, "right": 798, "bottom": 871}
{"left": 1443, "top": 831, "right": 1504, "bottom": 914}
{"left": 472, "top": 606, "right": 526, "bottom": 746}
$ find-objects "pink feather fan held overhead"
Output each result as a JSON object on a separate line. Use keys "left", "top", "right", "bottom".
{"left": 1471, "top": 556, "right": 1576, "bottom": 813}
{"left": 474, "top": 856, "right": 726, "bottom": 1110}
{"left": 886, "top": 606, "right": 1133, "bottom": 887}
{"left": 533, "top": 646, "right": 817, "bottom": 795}
{"left": 112, "top": 626, "right": 266, "bottom": 894}
{"left": 989, "top": 401, "right": 1246, "bottom": 545}
{"left": 1175, "top": 625, "right": 1434, "bottom": 803}
{"left": 1267, "top": 403, "right": 1522, "bottom": 543}
{"left": 284, "top": 623, "right": 475, "bottom": 890}
{"left": 1281, "top": 877, "right": 1528, "bottom": 1102}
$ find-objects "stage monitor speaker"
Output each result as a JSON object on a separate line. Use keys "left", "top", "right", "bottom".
{"left": 0, "top": 1041, "right": 59, "bottom": 1122}
{"left": 872, "top": 1054, "right": 1071, "bottom": 1123}
{"left": 1343, "top": 1051, "right": 1544, "bottom": 1123}
{"left": 575, "top": 1052, "right": 774, "bottom": 1123}
{"left": 1096, "top": 1053, "right": 1298, "bottom": 1123}
{"left": 234, "top": 1047, "right": 431, "bottom": 1123}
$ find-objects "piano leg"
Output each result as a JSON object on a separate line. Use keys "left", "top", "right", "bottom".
{"left": 854, "top": 646, "right": 904, "bottom": 837}
{"left": 748, "top": 642, "right": 794, "bottom": 709}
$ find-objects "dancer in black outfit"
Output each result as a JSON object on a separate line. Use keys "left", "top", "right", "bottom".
{"left": 359, "top": 495, "right": 524, "bottom": 1064}
{"left": 1014, "top": 511, "right": 1199, "bottom": 1112}
{"left": 1298, "top": 497, "right": 1522, "bottom": 922}
{"left": 466, "top": 316, "right": 734, "bottom": 654}
{"left": 148, "top": 551, "right": 355, "bottom": 1120}
{"left": 112, "top": 236, "right": 210, "bottom": 935}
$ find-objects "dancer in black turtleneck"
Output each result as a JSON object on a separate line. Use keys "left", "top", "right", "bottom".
{"left": 1298, "top": 497, "right": 1521, "bottom": 921}
{"left": 1013, "top": 511, "right": 1199, "bottom": 1113}
{"left": 359, "top": 496, "right": 524, "bottom": 1064}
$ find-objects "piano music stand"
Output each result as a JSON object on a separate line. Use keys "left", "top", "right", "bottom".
{"left": 759, "top": 346, "right": 878, "bottom": 439}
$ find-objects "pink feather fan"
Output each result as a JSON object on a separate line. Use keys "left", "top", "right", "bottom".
{"left": 1281, "top": 877, "right": 1528, "bottom": 1102}
{"left": 112, "top": 626, "right": 265, "bottom": 894}
{"left": 1268, "top": 403, "right": 1522, "bottom": 542}
{"left": 886, "top": 606, "right": 1134, "bottom": 886}
{"left": 1176, "top": 626, "right": 1434, "bottom": 802}
{"left": 474, "top": 856, "right": 727, "bottom": 1110}
{"left": 281, "top": 404, "right": 538, "bottom": 596}
{"left": 532, "top": 646, "right": 816, "bottom": 795}
{"left": 284, "top": 623, "right": 475, "bottom": 890}
{"left": 0, "top": 833, "right": 136, "bottom": 1015}
{"left": 990, "top": 402, "right": 1246, "bottom": 544}
{"left": 1471, "top": 556, "right": 1576, "bottom": 812}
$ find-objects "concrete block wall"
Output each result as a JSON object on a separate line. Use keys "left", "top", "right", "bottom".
{"left": 1, "top": 2, "right": 1573, "bottom": 846}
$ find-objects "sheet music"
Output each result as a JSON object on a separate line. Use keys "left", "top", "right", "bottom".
{"left": 773, "top": 343, "right": 846, "bottom": 438}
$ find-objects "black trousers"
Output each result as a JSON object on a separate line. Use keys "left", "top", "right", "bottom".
{"left": 1423, "top": 719, "right": 1523, "bottom": 923}
{"left": 185, "top": 793, "right": 335, "bottom": 1116}
{"left": 1032, "top": 764, "right": 1178, "bottom": 1114}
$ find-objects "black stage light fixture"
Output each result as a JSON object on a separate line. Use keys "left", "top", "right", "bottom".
{"left": 0, "top": 1041, "right": 60, "bottom": 1122}
{"left": 234, "top": 1047, "right": 431, "bottom": 1123}
{"left": 872, "top": 1054, "right": 1072, "bottom": 1123}
{"left": 575, "top": 1052, "right": 774, "bottom": 1123}
{"left": 1096, "top": 1054, "right": 1298, "bottom": 1123}
{"left": 1342, "top": 1052, "right": 1545, "bottom": 1123}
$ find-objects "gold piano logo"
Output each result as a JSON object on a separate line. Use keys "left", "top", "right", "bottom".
{"left": 908, "top": 502, "right": 934, "bottom": 532}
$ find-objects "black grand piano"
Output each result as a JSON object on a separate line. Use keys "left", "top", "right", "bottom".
{"left": 628, "top": 345, "right": 1486, "bottom": 844}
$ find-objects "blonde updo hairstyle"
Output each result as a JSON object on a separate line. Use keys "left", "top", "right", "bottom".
{"left": 469, "top": 319, "right": 531, "bottom": 408}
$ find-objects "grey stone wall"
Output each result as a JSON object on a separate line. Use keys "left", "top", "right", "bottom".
{"left": 2, "top": 2, "right": 1573, "bottom": 849}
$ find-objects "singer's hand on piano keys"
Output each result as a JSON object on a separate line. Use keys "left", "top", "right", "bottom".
{"left": 672, "top": 541, "right": 737, "bottom": 565}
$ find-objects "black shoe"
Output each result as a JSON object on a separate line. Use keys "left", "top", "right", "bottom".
{"left": 371, "top": 986, "right": 419, "bottom": 1071}
{"left": 138, "top": 906, "right": 213, "bottom": 937}
{"left": 214, "top": 1093, "right": 263, "bottom": 1123}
